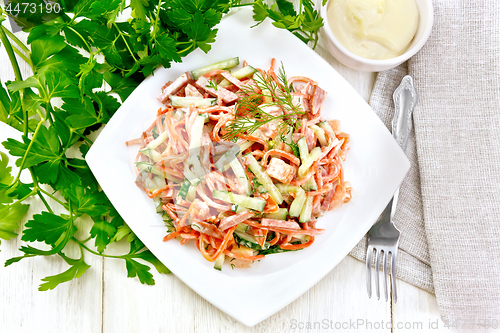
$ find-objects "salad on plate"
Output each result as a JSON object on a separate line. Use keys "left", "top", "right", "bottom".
{"left": 127, "top": 57, "right": 351, "bottom": 270}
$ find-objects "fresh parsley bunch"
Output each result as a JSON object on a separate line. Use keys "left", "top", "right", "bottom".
{"left": 0, "top": 0, "right": 326, "bottom": 290}
{"left": 232, "top": 0, "right": 327, "bottom": 49}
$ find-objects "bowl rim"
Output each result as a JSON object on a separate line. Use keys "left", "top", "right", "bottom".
{"left": 320, "top": 0, "right": 434, "bottom": 65}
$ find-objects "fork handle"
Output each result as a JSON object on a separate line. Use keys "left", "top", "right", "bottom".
{"left": 390, "top": 75, "right": 417, "bottom": 219}
{"left": 392, "top": 75, "right": 418, "bottom": 152}
{"left": 390, "top": 188, "right": 400, "bottom": 224}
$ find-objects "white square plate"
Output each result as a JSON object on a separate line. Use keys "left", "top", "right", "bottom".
{"left": 86, "top": 8, "right": 410, "bottom": 327}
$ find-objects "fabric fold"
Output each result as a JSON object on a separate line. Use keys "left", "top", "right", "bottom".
{"left": 350, "top": 0, "right": 500, "bottom": 323}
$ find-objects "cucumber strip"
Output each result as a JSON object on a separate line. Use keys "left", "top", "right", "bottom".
{"left": 190, "top": 57, "right": 239, "bottom": 80}
{"left": 213, "top": 145, "right": 251, "bottom": 195}
{"left": 184, "top": 168, "right": 201, "bottom": 186}
{"left": 173, "top": 109, "right": 184, "bottom": 121}
{"left": 144, "top": 174, "right": 166, "bottom": 191}
{"left": 245, "top": 154, "right": 283, "bottom": 205}
{"left": 276, "top": 184, "right": 306, "bottom": 217}
{"left": 178, "top": 178, "right": 191, "bottom": 199}
{"left": 184, "top": 115, "right": 206, "bottom": 185}
{"left": 231, "top": 243, "right": 258, "bottom": 256}
{"left": 145, "top": 130, "right": 169, "bottom": 150}
{"left": 263, "top": 208, "right": 288, "bottom": 220}
{"left": 256, "top": 185, "right": 267, "bottom": 193}
{"left": 318, "top": 121, "right": 335, "bottom": 134}
{"left": 297, "top": 137, "right": 309, "bottom": 160}
{"left": 231, "top": 204, "right": 247, "bottom": 214}
{"left": 153, "top": 197, "right": 163, "bottom": 213}
{"left": 291, "top": 234, "right": 310, "bottom": 242}
{"left": 237, "top": 140, "right": 253, "bottom": 152}
{"left": 280, "top": 126, "right": 294, "bottom": 154}
{"left": 188, "top": 115, "right": 206, "bottom": 150}
{"left": 298, "top": 147, "right": 322, "bottom": 179}
{"left": 301, "top": 177, "right": 318, "bottom": 191}
{"left": 289, "top": 190, "right": 306, "bottom": 217}
{"left": 261, "top": 89, "right": 273, "bottom": 103}
{"left": 234, "top": 231, "right": 270, "bottom": 250}
{"left": 235, "top": 223, "right": 249, "bottom": 233}
{"left": 299, "top": 196, "right": 314, "bottom": 223}
{"left": 213, "top": 253, "right": 225, "bottom": 271}
{"left": 219, "top": 66, "right": 257, "bottom": 87}
{"left": 213, "top": 190, "right": 266, "bottom": 212}
{"left": 214, "top": 144, "right": 240, "bottom": 172}
{"left": 186, "top": 184, "right": 197, "bottom": 201}
{"left": 230, "top": 158, "right": 252, "bottom": 195}
{"left": 139, "top": 147, "right": 162, "bottom": 163}
{"left": 136, "top": 162, "right": 181, "bottom": 182}
{"left": 309, "top": 124, "right": 327, "bottom": 146}
{"left": 135, "top": 161, "right": 164, "bottom": 177}
{"left": 170, "top": 96, "right": 216, "bottom": 107}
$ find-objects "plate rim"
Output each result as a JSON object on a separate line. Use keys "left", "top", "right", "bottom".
{"left": 86, "top": 8, "right": 410, "bottom": 327}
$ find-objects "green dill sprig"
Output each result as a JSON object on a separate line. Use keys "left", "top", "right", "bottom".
{"left": 223, "top": 63, "right": 305, "bottom": 142}
{"left": 205, "top": 78, "right": 219, "bottom": 91}
{"left": 281, "top": 134, "right": 300, "bottom": 156}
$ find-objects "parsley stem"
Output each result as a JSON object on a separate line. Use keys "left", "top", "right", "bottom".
{"left": 16, "top": 189, "right": 37, "bottom": 203}
{"left": 64, "top": 161, "right": 89, "bottom": 169}
{"left": 9, "top": 44, "right": 32, "bottom": 67}
{"left": 36, "top": 191, "right": 54, "bottom": 214}
{"left": 37, "top": 187, "right": 66, "bottom": 207}
{"left": 27, "top": 168, "right": 55, "bottom": 213}
{"left": 12, "top": 119, "right": 46, "bottom": 184}
{"left": 0, "top": 26, "right": 23, "bottom": 82}
{"left": 81, "top": 235, "right": 92, "bottom": 243}
{"left": 0, "top": 26, "right": 30, "bottom": 54}
{"left": 112, "top": 22, "right": 138, "bottom": 63}
{"left": 73, "top": 238, "right": 135, "bottom": 259}
{"left": 66, "top": 26, "right": 92, "bottom": 53}
{"left": 151, "top": 0, "right": 163, "bottom": 40}
{"left": 227, "top": 2, "right": 256, "bottom": 8}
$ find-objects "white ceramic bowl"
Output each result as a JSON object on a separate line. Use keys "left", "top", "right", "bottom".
{"left": 320, "top": 0, "right": 434, "bottom": 72}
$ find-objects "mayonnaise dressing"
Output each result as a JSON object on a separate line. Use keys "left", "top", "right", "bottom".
{"left": 327, "top": 0, "right": 419, "bottom": 60}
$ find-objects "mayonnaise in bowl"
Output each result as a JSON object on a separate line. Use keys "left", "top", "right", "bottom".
{"left": 327, "top": 0, "right": 419, "bottom": 60}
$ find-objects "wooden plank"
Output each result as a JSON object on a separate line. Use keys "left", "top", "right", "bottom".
{"left": 102, "top": 244, "right": 391, "bottom": 332}
{"left": 393, "top": 280, "right": 444, "bottom": 333}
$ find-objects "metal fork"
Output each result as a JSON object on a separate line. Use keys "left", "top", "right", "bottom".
{"left": 366, "top": 75, "right": 418, "bottom": 303}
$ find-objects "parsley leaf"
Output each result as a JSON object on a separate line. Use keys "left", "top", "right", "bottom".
{"left": 125, "top": 258, "right": 155, "bottom": 285}
{"left": 30, "top": 34, "right": 67, "bottom": 69}
{"left": 21, "top": 212, "right": 76, "bottom": 247}
{"left": 63, "top": 185, "right": 109, "bottom": 219}
{"left": 90, "top": 219, "right": 117, "bottom": 253}
{"left": 3, "top": 125, "right": 61, "bottom": 170}
{"left": 135, "top": 250, "right": 171, "bottom": 274}
{"left": 276, "top": 0, "right": 297, "bottom": 17}
{"left": 38, "top": 257, "right": 90, "bottom": 291}
{"left": 0, "top": 201, "right": 29, "bottom": 243}
{"left": 103, "top": 71, "right": 138, "bottom": 102}
{"left": 61, "top": 96, "right": 100, "bottom": 130}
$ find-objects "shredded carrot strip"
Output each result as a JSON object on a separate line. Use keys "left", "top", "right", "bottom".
{"left": 261, "top": 149, "right": 300, "bottom": 167}
{"left": 306, "top": 184, "right": 333, "bottom": 196}
{"left": 224, "top": 250, "right": 265, "bottom": 261}
{"left": 163, "top": 231, "right": 181, "bottom": 242}
{"left": 280, "top": 236, "right": 315, "bottom": 250}
{"left": 290, "top": 162, "right": 318, "bottom": 186}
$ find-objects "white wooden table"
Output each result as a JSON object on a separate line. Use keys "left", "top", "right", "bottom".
{"left": 0, "top": 16, "right": 445, "bottom": 333}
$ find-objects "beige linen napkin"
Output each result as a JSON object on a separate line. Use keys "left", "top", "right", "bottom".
{"left": 350, "top": 0, "right": 500, "bottom": 323}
